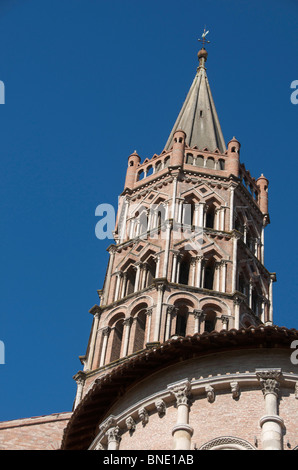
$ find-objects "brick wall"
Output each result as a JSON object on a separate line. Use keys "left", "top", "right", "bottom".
{"left": 0, "top": 412, "right": 72, "bottom": 450}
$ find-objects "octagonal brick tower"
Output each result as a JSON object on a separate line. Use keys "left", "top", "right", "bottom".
{"left": 64, "top": 46, "right": 287, "bottom": 451}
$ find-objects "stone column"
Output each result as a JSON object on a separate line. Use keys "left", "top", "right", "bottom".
{"left": 145, "top": 307, "right": 153, "bottom": 344}
{"left": 165, "top": 306, "right": 177, "bottom": 340}
{"left": 86, "top": 309, "right": 100, "bottom": 370}
{"left": 134, "top": 262, "right": 141, "bottom": 293}
{"left": 198, "top": 202, "right": 205, "bottom": 227}
{"left": 171, "top": 251, "right": 179, "bottom": 283}
{"left": 162, "top": 221, "right": 172, "bottom": 278}
{"left": 190, "top": 258, "right": 196, "bottom": 286}
{"left": 121, "top": 272, "right": 128, "bottom": 298}
{"left": 74, "top": 372, "right": 85, "bottom": 409}
{"left": 153, "top": 282, "right": 165, "bottom": 342}
{"left": 106, "top": 426, "right": 121, "bottom": 450}
{"left": 233, "top": 296, "right": 241, "bottom": 329}
{"left": 232, "top": 233, "right": 239, "bottom": 293}
{"left": 215, "top": 261, "right": 221, "bottom": 291}
{"left": 221, "top": 261, "right": 227, "bottom": 293}
{"left": 229, "top": 186, "right": 235, "bottom": 231}
{"left": 168, "top": 380, "right": 193, "bottom": 450}
{"left": 114, "top": 271, "right": 122, "bottom": 301}
{"left": 195, "top": 255, "right": 204, "bottom": 288}
{"left": 221, "top": 315, "right": 229, "bottom": 330}
{"left": 99, "top": 327, "right": 110, "bottom": 367}
{"left": 256, "top": 369, "right": 284, "bottom": 450}
{"left": 193, "top": 309, "right": 204, "bottom": 334}
{"left": 121, "top": 317, "right": 132, "bottom": 358}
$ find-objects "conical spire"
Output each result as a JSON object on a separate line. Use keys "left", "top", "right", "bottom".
{"left": 164, "top": 45, "right": 226, "bottom": 153}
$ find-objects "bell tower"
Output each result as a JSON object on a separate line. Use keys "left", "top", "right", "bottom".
{"left": 74, "top": 43, "right": 276, "bottom": 407}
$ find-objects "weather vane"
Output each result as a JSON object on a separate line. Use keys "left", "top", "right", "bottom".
{"left": 198, "top": 27, "right": 210, "bottom": 49}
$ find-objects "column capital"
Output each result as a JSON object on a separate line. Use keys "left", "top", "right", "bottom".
{"left": 256, "top": 368, "right": 282, "bottom": 397}
{"left": 168, "top": 379, "right": 192, "bottom": 406}
{"left": 193, "top": 309, "right": 205, "bottom": 320}
{"left": 106, "top": 426, "right": 121, "bottom": 444}
{"left": 123, "top": 317, "right": 132, "bottom": 327}
{"left": 102, "top": 326, "right": 111, "bottom": 337}
{"left": 166, "top": 305, "right": 178, "bottom": 316}
{"left": 221, "top": 315, "right": 230, "bottom": 326}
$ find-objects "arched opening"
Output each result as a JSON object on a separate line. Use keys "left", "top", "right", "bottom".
{"left": 155, "top": 161, "right": 162, "bottom": 172}
{"left": 204, "top": 259, "right": 215, "bottom": 290}
{"left": 186, "top": 153, "right": 194, "bottom": 165}
{"left": 146, "top": 257, "right": 156, "bottom": 286}
{"left": 126, "top": 266, "right": 136, "bottom": 295}
{"left": 110, "top": 319, "right": 124, "bottom": 362}
{"left": 178, "top": 253, "right": 191, "bottom": 285}
{"left": 206, "top": 157, "right": 215, "bottom": 169}
{"left": 146, "top": 165, "right": 153, "bottom": 177}
{"left": 205, "top": 204, "right": 216, "bottom": 229}
{"left": 218, "top": 159, "right": 225, "bottom": 170}
{"left": 204, "top": 310, "right": 216, "bottom": 332}
{"left": 139, "top": 210, "right": 148, "bottom": 235}
{"left": 183, "top": 199, "right": 195, "bottom": 226}
{"left": 175, "top": 304, "right": 189, "bottom": 337}
{"left": 133, "top": 309, "right": 147, "bottom": 353}
{"left": 195, "top": 155, "right": 204, "bottom": 167}
{"left": 163, "top": 156, "right": 170, "bottom": 168}
{"left": 137, "top": 169, "right": 144, "bottom": 181}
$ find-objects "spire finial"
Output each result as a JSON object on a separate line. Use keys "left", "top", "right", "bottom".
{"left": 198, "top": 26, "right": 210, "bottom": 49}
{"left": 197, "top": 27, "right": 210, "bottom": 68}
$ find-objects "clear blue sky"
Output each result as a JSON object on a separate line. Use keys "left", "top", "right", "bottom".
{"left": 0, "top": 0, "right": 297, "bottom": 422}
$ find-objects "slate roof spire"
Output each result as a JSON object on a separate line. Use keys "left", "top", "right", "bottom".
{"left": 164, "top": 44, "right": 226, "bottom": 153}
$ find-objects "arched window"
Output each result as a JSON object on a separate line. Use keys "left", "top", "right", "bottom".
{"left": 183, "top": 199, "right": 195, "bottom": 226}
{"left": 110, "top": 319, "right": 124, "bottom": 362}
{"left": 164, "top": 156, "right": 170, "bottom": 168}
{"left": 175, "top": 304, "right": 189, "bottom": 337}
{"left": 206, "top": 157, "right": 215, "bottom": 169}
{"left": 178, "top": 254, "right": 191, "bottom": 285}
{"left": 146, "top": 165, "right": 153, "bottom": 177}
{"left": 186, "top": 153, "right": 194, "bottom": 165}
{"left": 204, "top": 311, "right": 216, "bottom": 332}
{"left": 139, "top": 210, "right": 148, "bottom": 235}
{"left": 218, "top": 159, "right": 225, "bottom": 170}
{"left": 146, "top": 257, "right": 156, "bottom": 286}
{"left": 205, "top": 205, "right": 216, "bottom": 229}
{"left": 204, "top": 259, "right": 215, "bottom": 290}
{"left": 133, "top": 310, "right": 147, "bottom": 352}
{"left": 156, "top": 203, "right": 166, "bottom": 227}
{"left": 137, "top": 169, "right": 144, "bottom": 181}
{"left": 126, "top": 266, "right": 136, "bottom": 295}
{"left": 195, "top": 155, "right": 204, "bottom": 167}
{"left": 155, "top": 161, "right": 162, "bottom": 172}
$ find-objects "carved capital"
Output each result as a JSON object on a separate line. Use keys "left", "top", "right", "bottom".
{"left": 106, "top": 426, "right": 121, "bottom": 444}
{"left": 256, "top": 369, "right": 282, "bottom": 397}
{"left": 102, "top": 326, "right": 111, "bottom": 337}
{"left": 166, "top": 305, "right": 178, "bottom": 317}
{"left": 193, "top": 309, "right": 205, "bottom": 321}
{"left": 168, "top": 380, "right": 191, "bottom": 406}
{"left": 123, "top": 317, "right": 132, "bottom": 327}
